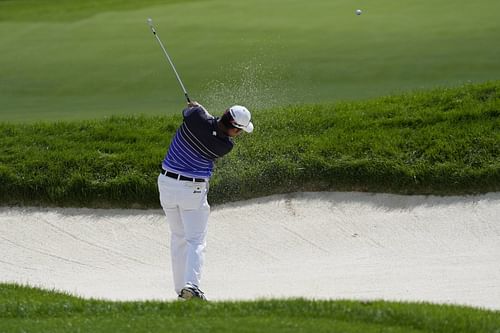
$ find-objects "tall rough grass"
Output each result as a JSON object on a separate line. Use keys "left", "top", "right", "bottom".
{"left": 0, "top": 81, "right": 499, "bottom": 208}
{"left": 1, "top": 284, "right": 499, "bottom": 333}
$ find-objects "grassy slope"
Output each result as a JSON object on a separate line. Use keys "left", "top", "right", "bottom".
{"left": 0, "top": 81, "right": 499, "bottom": 208}
{"left": 1, "top": 0, "right": 500, "bottom": 121}
{"left": 1, "top": 284, "right": 499, "bottom": 333}
{"left": 0, "top": 0, "right": 203, "bottom": 21}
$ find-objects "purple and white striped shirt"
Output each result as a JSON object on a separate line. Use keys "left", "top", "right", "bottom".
{"left": 162, "top": 106, "right": 233, "bottom": 179}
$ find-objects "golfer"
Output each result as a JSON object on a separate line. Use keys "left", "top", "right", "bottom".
{"left": 158, "top": 101, "right": 253, "bottom": 300}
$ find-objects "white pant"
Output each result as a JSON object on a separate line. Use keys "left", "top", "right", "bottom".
{"left": 157, "top": 173, "right": 210, "bottom": 295}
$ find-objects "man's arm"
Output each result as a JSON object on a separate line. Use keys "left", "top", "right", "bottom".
{"left": 184, "top": 101, "right": 214, "bottom": 120}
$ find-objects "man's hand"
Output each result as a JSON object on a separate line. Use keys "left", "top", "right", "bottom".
{"left": 188, "top": 101, "right": 213, "bottom": 118}
{"left": 188, "top": 101, "right": 201, "bottom": 108}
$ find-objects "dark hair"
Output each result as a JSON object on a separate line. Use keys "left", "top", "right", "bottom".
{"left": 221, "top": 110, "right": 237, "bottom": 129}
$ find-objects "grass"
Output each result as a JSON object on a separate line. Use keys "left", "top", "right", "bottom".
{"left": 1, "top": 0, "right": 500, "bottom": 121}
{"left": 0, "top": 0, "right": 204, "bottom": 21}
{"left": 1, "top": 283, "right": 499, "bottom": 333}
{"left": 0, "top": 81, "right": 499, "bottom": 208}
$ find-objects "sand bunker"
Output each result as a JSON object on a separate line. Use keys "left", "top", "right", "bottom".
{"left": 1, "top": 192, "right": 499, "bottom": 310}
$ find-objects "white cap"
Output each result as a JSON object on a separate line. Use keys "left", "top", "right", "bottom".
{"left": 229, "top": 105, "right": 254, "bottom": 133}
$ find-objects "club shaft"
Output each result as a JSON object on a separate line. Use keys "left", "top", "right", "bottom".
{"left": 148, "top": 23, "right": 191, "bottom": 103}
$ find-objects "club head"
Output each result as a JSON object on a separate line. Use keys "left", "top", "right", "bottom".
{"left": 147, "top": 17, "right": 156, "bottom": 34}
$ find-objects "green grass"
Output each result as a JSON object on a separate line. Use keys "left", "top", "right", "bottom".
{"left": 0, "top": 0, "right": 204, "bottom": 21}
{"left": 1, "top": 284, "right": 499, "bottom": 333}
{"left": 0, "top": 81, "right": 499, "bottom": 208}
{"left": 1, "top": 0, "right": 499, "bottom": 122}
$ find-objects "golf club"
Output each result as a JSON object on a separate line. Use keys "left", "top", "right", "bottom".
{"left": 147, "top": 17, "right": 191, "bottom": 103}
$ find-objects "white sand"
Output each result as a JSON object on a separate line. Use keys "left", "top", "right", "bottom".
{"left": 1, "top": 192, "right": 499, "bottom": 310}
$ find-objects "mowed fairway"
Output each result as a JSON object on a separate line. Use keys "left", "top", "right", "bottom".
{"left": 1, "top": 0, "right": 499, "bottom": 121}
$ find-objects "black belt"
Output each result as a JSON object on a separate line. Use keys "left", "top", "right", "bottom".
{"left": 161, "top": 169, "right": 205, "bottom": 182}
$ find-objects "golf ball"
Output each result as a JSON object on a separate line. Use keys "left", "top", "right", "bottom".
{"left": 356, "top": 9, "right": 362, "bottom": 15}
